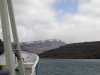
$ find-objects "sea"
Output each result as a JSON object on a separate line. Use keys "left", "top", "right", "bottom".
{"left": 38, "top": 59, "right": 100, "bottom": 75}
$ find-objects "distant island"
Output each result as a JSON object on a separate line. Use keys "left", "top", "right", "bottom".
{"left": 39, "top": 41, "right": 100, "bottom": 59}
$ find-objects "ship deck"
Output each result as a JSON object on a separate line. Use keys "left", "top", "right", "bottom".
{"left": 16, "top": 68, "right": 32, "bottom": 75}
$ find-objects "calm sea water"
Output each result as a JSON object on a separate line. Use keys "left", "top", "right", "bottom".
{"left": 38, "top": 59, "right": 100, "bottom": 75}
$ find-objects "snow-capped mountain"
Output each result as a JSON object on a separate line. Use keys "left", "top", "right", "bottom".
{"left": 20, "top": 39, "right": 66, "bottom": 54}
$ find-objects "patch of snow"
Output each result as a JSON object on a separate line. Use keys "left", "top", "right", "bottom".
{"left": 49, "top": 39, "right": 53, "bottom": 41}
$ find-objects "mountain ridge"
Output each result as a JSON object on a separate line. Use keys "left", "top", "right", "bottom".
{"left": 20, "top": 39, "right": 66, "bottom": 54}
{"left": 39, "top": 41, "right": 100, "bottom": 59}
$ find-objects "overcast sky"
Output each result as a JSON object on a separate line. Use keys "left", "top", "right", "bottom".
{"left": 6, "top": 0, "right": 100, "bottom": 43}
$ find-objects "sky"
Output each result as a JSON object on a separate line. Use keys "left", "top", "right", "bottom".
{"left": 1, "top": 0, "right": 100, "bottom": 43}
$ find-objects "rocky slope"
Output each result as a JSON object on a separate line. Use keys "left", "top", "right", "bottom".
{"left": 39, "top": 41, "right": 100, "bottom": 59}
{"left": 20, "top": 39, "right": 66, "bottom": 54}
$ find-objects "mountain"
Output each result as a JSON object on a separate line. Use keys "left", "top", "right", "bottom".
{"left": 20, "top": 39, "right": 66, "bottom": 54}
{"left": 39, "top": 41, "right": 100, "bottom": 59}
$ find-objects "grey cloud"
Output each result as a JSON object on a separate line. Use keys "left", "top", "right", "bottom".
{"left": 11, "top": 0, "right": 100, "bottom": 43}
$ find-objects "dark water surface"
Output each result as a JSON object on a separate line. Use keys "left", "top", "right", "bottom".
{"left": 38, "top": 59, "right": 100, "bottom": 75}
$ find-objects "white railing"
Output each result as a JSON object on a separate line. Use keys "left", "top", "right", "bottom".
{"left": 21, "top": 51, "right": 39, "bottom": 75}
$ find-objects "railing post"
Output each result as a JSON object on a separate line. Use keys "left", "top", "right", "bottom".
{"left": 0, "top": 0, "right": 16, "bottom": 75}
{"left": 7, "top": 0, "right": 25, "bottom": 75}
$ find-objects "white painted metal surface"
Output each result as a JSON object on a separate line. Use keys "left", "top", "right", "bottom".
{"left": 0, "top": 0, "right": 39, "bottom": 75}
{"left": 22, "top": 51, "right": 39, "bottom": 75}
{"left": 0, "top": 54, "right": 6, "bottom": 65}
{"left": 0, "top": 0, "right": 16, "bottom": 75}
{"left": 0, "top": 51, "right": 39, "bottom": 75}
{"left": 7, "top": 0, "right": 25, "bottom": 75}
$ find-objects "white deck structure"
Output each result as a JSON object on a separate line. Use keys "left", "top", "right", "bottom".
{"left": 0, "top": 0, "right": 39, "bottom": 75}
{"left": 0, "top": 51, "right": 39, "bottom": 75}
{"left": 22, "top": 51, "right": 39, "bottom": 75}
